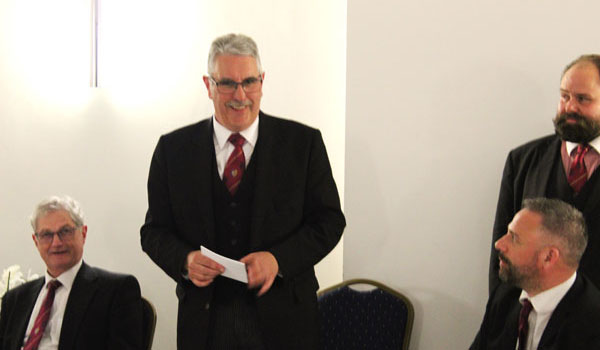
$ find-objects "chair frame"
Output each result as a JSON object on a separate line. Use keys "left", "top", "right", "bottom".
{"left": 142, "top": 296, "right": 157, "bottom": 350}
{"left": 318, "top": 278, "right": 414, "bottom": 350}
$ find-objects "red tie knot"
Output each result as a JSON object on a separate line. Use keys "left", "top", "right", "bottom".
{"left": 47, "top": 280, "right": 61, "bottom": 291}
{"left": 228, "top": 133, "right": 245, "bottom": 147}
{"left": 573, "top": 144, "right": 591, "bottom": 158}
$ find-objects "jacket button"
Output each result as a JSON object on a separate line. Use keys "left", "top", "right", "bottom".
{"left": 205, "top": 303, "right": 210, "bottom": 310}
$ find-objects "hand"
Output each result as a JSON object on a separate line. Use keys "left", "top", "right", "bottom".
{"left": 240, "top": 251, "right": 279, "bottom": 297}
{"left": 186, "top": 250, "right": 225, "bottom": 287}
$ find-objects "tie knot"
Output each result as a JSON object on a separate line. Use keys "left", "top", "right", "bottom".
{"left": 573, "top": 144, "right": 591, "bottom": 157}
{"left": 228, "top": 133, "right": 245, "bottom": 147}
{"left": 47, "top": 280, "right": 61, "bottom": 292}
{"left": 521, "top": 299, "right": 533, "bottom": 313}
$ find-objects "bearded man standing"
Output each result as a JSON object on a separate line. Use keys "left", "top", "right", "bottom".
{"left": 489, "top": 55, "right": 600, "bottom": 293}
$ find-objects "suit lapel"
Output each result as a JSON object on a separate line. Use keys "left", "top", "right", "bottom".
{"left": 189, "top": 119, "right": 217, "bottom": 247}
{"left": 579, "top": 164, "right": 600, "bottom": 216}
{"left": 249, "top": 113, "right": 283, "bottom": 249}
{"left": 538, "top": 275, "right": 582, "bottom": 347}
{"left": 13, "top": 278, "right": 44, "bottom": 350}
{"left": 58, "top": 262, "right": 98, "bottom": 350}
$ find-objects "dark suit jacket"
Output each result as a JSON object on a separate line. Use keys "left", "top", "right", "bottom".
{"left": 471, "top": 274, "right": 600, "bottom": 350}
{"left": 490, "top": 134, "right": 600, "bottom": 292}
{"left": 0, "top": 262, "right": 143, "bottom": 350}
{"left": 140, "top": 112, "right": 346, "bottom": 350}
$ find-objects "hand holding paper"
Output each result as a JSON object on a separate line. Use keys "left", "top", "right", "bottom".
{"left": 201, "top": 246, "right": 248, "bottom": 283}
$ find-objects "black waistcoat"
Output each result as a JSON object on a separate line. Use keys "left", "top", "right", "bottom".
{"left": 211, "top": 150, "right": 258, "bottom": 302}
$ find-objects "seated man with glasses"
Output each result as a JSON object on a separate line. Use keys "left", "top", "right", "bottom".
{"left": 0, "top": 195, "right": 144, "bottom": 350}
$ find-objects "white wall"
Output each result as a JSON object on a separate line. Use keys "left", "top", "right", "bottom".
{"left": 345, "top": 1, "right": 600, "bottom": 349}
{"left": 0, "top": 1, "right": 346, "bottom": 349}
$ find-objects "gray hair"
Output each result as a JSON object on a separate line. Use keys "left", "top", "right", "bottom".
{"left": 207, "top": 33, "right": 263, "bottom": 75}
{"left": 30, "top": 195, "right": 85, "bottom": 232}
{"left": 522, "top": 198, "right": 587, "bottom": 268}
{"left": 563, "top": 54, "right": 600, "bottom": 80}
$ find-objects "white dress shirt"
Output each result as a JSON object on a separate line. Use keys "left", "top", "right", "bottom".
{"left": 22, "top": 260, "right": 82, "bottom": 350}
{"left": 516, "top": 272, "right": 577, "bottom": 350}
{"left": 212, "top": 115, "right": 259, "bottom": 179}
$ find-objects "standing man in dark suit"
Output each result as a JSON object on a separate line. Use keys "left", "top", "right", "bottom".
{"left": 472, "top": 198, "right": 600, "bottom": 349}
{"left": 0, "top": 195, "right": 143, "bottom": 350}
{"left": 490, "top": 54, "right": 600, "bottom": 292}
{"left": 140, "top": 33, "right": 345, "bottom": 350}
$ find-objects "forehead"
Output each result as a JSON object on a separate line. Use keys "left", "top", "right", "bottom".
{"left": 561, "top": 62, "right": 600, "bottom": 91}
{"left": 37, "top": 210, "right": 74, "bottom": 230}
{"left": 509, "top": 209, "right": 543, "bottom": 240}
{"left": 213, "top": 55, "right": 259, "bottom": 79}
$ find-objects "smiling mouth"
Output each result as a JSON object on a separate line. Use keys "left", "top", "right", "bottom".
{"left": 50, "top": 250, "right": 68, "bottom": 255}
{"left": 227, "top": 101, "right": 252, "bottom": 110}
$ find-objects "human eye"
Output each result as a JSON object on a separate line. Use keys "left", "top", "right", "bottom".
{"left": 218, "top": 79, "right": 237, "bottom": 89}
{"left": 39, "top": 231, "right": 54, "bottom": 241}
{"left": 560, "top": 92, "right": 570, "bottom": 102}
{"left": 58, "top": 226, "right": 75, "bottom": 238}
{"left": 576, "top": 95, "right": 591, "bottom": 103}
{"left": 242, "top": 77, "right": 258, "bottom": 87}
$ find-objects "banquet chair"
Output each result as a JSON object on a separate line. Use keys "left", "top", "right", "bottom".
{"left": 317, "top": 279, "right": 414, "bottom": 350}
{"left": 141, "top": 297, "right": 157, "bottom": 350}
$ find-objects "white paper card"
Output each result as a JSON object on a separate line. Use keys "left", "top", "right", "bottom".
{"left": 201, "top": 245, "right": 248, "bottom": 283}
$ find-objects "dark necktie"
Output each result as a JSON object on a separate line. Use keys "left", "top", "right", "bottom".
{"left": 517, "top": 299, "right": 533, "bottom": 350}
{"left": 223, "top": 133, "right": 246, "bottom": 195}
{"left": 568, "top": 144, "right": 590, "bottom": 193}
{"left": 23, "top": 280, "right": 62, "bottom": 350}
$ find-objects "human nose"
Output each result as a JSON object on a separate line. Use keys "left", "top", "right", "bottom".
{"left": 49, "top": 232, "right": 65, "bottom": 246}
{"left": 494, "top": 234, "right": 507, "bottom": 252}
{"left": 232, "top": 83, "right": 247, "bottom": 100}
{"left": 564, "top": 97, "right": 578, "bottom": 114}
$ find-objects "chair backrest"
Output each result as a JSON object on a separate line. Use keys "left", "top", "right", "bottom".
{"left": 317, "top": 279, "right": 414, "bottom": 350}
{"left": 141, "top": 297, "right": 157, "bottom": 350}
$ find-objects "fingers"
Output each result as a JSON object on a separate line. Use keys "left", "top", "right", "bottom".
{"left": 240, "top": 252, "right": 278, "bottom": 296}
{"left": 186, "top": 250, "right": 225, "bottom": 287}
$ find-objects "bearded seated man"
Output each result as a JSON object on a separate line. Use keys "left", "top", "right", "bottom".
{"left": 472, "top": 198, "right": 600, "bottom": 350}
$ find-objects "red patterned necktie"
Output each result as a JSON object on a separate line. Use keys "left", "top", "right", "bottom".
{"left": 223, "top": 133, "right": 246, "bottom": 195}
{"left": 568, "top": 144, "right": 590, "bottom": 193}
{"left": 23, "top": 280, "right": 62, "bottom": 350}
{"left": 517, "top": 299, "right": 533, "bottom": 350}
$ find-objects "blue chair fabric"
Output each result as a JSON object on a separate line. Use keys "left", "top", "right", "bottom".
{"left": 317, "top": 279, "right": 414, "bottom": 350}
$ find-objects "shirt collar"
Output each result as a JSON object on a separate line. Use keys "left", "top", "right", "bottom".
{"left": 565, "top": 135, "right": 600, "bottom": 155}
{"left": 212, "top": 115, "right": 259, "bottom": 150}
{"left": 519, "top": 272, "right": 577, "bottom": 314}
{"left": 44, "top": 259, "right": 83, "bottom": 292}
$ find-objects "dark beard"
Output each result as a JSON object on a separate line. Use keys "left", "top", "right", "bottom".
{"left": 553, "top": 112, "right": 600, "bottom": 143}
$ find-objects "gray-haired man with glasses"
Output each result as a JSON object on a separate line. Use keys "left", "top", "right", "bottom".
{"left": 141, "top": 33, "right": 345, "bottom": 350}
{"left": 0, "top": 195, "right": 144, "bottom": 350}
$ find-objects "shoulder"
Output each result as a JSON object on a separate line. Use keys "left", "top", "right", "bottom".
{"left": 260, "top": 112, "right": 320, "bottom": 137}
{"left": 151, "top": 118, "right": 210, "bottom": 152}
{"left": 566, "top": 275, "right": 600, "bottom": 316}
{"left": 79, "top": 264, "right": 140, "bottom": 289}
{"left": 488, "top": 282, "right": 521, "bottom": 309}
{"left": 508, "top": 134, "right": 559, "bottom": 157}
{"left": 163, "top": 118, "right": 210, "bottom": 138}
{"left": 1, "top": 277, "right": 43, "bottom": 300}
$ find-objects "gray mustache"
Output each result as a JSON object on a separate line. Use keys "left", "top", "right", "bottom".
{"left": 227, "top": 100, "right": 252, "bottom": 109}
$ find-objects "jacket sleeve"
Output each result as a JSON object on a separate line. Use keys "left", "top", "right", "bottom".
{"left": 489, "top": 152, "right": 517, "bottom": 293}
{"left": 140, "top": 136, "right": 194, "bottom": 284}
{"left": 268, "top": 129, "right": 346, "bottom": 279}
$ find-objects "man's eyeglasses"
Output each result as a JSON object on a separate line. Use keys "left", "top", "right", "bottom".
{"left": 35, "top": 226, "right": 79, "bottom": 244}
{"left": 209, "top": 76, "right": 262, "bottom": 94}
